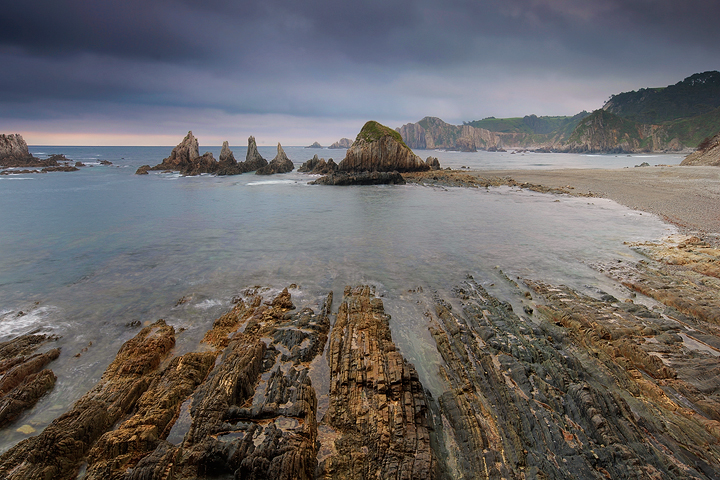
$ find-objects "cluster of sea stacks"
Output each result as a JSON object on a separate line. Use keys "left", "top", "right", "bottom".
{"left": 137, "top": 121, "right": 441, "bottom": 185}
{"left": 135, "top": 133, "right": 293, "bottom": 176}
{"left": 0, "top": 134, "right": 81, "bottom": 174}
{"left": 3, "top": 234, "right": 720, "bottom": 478}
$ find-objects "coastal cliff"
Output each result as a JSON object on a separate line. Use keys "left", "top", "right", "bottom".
{"left": 681, "top": 131, "right": 720, "bottom": 166}
{"left": 0, "top": 134, "right": 76, "bottom": 171}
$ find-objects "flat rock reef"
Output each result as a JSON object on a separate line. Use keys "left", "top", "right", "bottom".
{"left": 2, "top": 235, "right": 720, "bottom": 479}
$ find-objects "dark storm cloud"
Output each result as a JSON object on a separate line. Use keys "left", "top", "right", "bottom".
{"left": 2, "top": 0, "right": 720, "bottom": 142}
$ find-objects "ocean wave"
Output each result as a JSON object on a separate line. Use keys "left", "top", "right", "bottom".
{"left": 195, "top": 299, "right": 225, "bottom": 310}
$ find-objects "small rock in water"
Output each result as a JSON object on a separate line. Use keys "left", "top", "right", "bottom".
{"left": 16, "top": 425, "right": 36, "bottom": 434}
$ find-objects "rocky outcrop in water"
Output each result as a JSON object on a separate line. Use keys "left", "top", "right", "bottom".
{"left": 318, "top": 286, "right": 435, "bottom": 479}
{"left": 0, "top": 134, "right": 76, "bottom": 170}
{"left": 306, "top": 141, "right": 323, "bottom": 148}
{"left": 310, "top": 171, "right": 406, "bottom": 185}
{"left": 328, "top": 138, "right": 352, "bottom": 149}
{"left": 338, "top": 121, "right": 428, "bottom": 173}
{"left": 256, "top": 143, "right": 294, "bottom": 175}
{"left": 243, "top": 135, "right": 268, "bottom": 173}
{"left": 681, "top": 131, "right": 720, "bottom": 166}
{"left": 313, "top": 121, "right": 427, "bottom": 185}
{"left": 425, "top": 156, "right": 440, "bottom": 170}
{"left": 150, "top": 131, "right": 201, "bottom": 171}
{"left": 0, "top": 134, "right": 35, "bottom": 166}
{"left": 298, "top": 155, "right": 338, "bottom": 175}
{"left": 0, "top": 334, "right": 60, "bottom": 429}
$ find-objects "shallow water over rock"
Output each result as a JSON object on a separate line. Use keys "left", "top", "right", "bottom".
{"left": 0, "top": 147, "right": 676, "bottom": 454}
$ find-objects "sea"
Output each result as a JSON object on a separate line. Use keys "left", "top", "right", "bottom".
{"left": 0, "top": 145, "right": 684, "bottom": 451}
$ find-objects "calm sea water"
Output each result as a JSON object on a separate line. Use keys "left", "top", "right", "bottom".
{"left": 0, "top": 146, "right": 681, "bottom": 451}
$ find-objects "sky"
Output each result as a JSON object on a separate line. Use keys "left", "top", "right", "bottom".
{"left": 1, "top": 0, "right": 719, "bottom": 146}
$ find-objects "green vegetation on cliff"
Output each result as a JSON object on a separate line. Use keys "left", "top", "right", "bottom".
{"left": 356, "top": 120, "right": 408, "bottom": 148}
{"left": 604, "top": 71, "right": 720, "bottom": 124}
{"left": 466, "top": 112, "right": 589, "bottom": 137}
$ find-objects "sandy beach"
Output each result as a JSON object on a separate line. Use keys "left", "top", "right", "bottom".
{"left": 469, "top": 165, "right": 720, "bottom": 241}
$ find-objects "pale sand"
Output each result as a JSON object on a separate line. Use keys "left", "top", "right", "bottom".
{"left": 472, "top": 165, "right": 720, "bottom": 240}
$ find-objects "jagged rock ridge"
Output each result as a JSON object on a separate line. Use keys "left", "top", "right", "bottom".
{"left": 256, "top": 143, "right": 294, "bottom": 175}
{"left": 141, "top": 134, "right": 274, "bottom": 176}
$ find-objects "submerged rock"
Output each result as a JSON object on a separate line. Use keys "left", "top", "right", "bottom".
{"left": 256, "top": 143, "right": 294, "bottom": 175}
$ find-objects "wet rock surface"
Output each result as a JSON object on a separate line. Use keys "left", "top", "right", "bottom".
{"left": 0, "top": 320, "right": 176, "bottom": 479}
{"left": 429, "top": 275, "right": 720, "bottom": 478}
{"left": 318, "top": 285, "right": 435, "bottom": 479}
{"left": 0, "top": 333, "right": 60, "bottom": 428}
{"left": 3, "top": 251, "right": 720, "bottom": 479}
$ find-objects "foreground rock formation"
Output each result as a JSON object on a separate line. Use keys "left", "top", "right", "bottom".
{"left": 3, "top": 235, "right": 720, "bottom": 479}
{"left": 319, "top": 286, "right": 435, "bottom": 478}
{"left": 256, "top": 143, "right": 294, "bottom": 175}
{"left": 682, "top": 131, "right": 720, "bottom": 166}
{"left": 0, "top": 333, "right": 60, "bottom": 429}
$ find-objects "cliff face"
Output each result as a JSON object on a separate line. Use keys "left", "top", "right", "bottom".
{"left": 564, "top": 110, "right": 685, "bottom": 153}
{"left": 338, "top": 121, "right": 428, "bottom": 173}
{"left": 681, "top": 131, "right": 720, "bottom": 166}
{"left": 397, "top": 117, "right": 500, "bottom": 152}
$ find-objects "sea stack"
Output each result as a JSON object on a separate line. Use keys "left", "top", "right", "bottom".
{"left": 243, "top": 136, "right": 268, "bottom": 172}
{"left": 338, "top": 121, "right": 429, "bottom": 173}
{"left": 151, "top": 131, "right": 200, "bottom": 171}
{"left": 681, "top": 131, "right": 720, "bottom": 166}
{"left": 256, "top": 143, "right": 294, "bottom": 175}
{"left": 311, "top": 121, "right": 428, "bottom": 185}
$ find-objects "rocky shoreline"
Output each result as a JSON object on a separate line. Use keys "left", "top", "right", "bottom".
{"left": 2, "top": 234, "right": 720, "bottom": 478}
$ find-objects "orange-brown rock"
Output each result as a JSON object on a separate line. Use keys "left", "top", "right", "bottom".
{"left": 0, "top": 320, "right": 175, "bottom": 480}
{"left": 318, "top": 286, "right": 435, "bottom": 479}
{"left": 0, "top": 333, "right": 61, "bottom": 429}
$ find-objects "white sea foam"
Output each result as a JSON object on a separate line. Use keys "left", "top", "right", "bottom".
{"left": 195, "top": 299, "right": 225, "bottom": 310}
{"left": 0, "top": 305, "right": 65, "bottom": 340}
{"left": 247, "top": 180, "right": 296, "bottom": 186}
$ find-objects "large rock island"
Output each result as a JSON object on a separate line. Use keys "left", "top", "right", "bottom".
{"left": 311, "top": 121, "right": 433, "bottom": 185}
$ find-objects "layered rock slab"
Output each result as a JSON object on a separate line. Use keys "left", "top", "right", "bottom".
{"left": 428, "top": 276, "right": 720, "bottom": 478}
{"left": 0, "top": 333, "right": 61, "bottom": 429}
{"left": 0, "top": 320, "right": 176, "bottom": 480}
{"left": 318, "top": 285, "right": 435, "bottom": 479}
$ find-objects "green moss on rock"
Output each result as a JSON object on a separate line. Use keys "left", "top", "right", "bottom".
{"left": 355, "top": 121, "right": 408, "bottom": 148}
